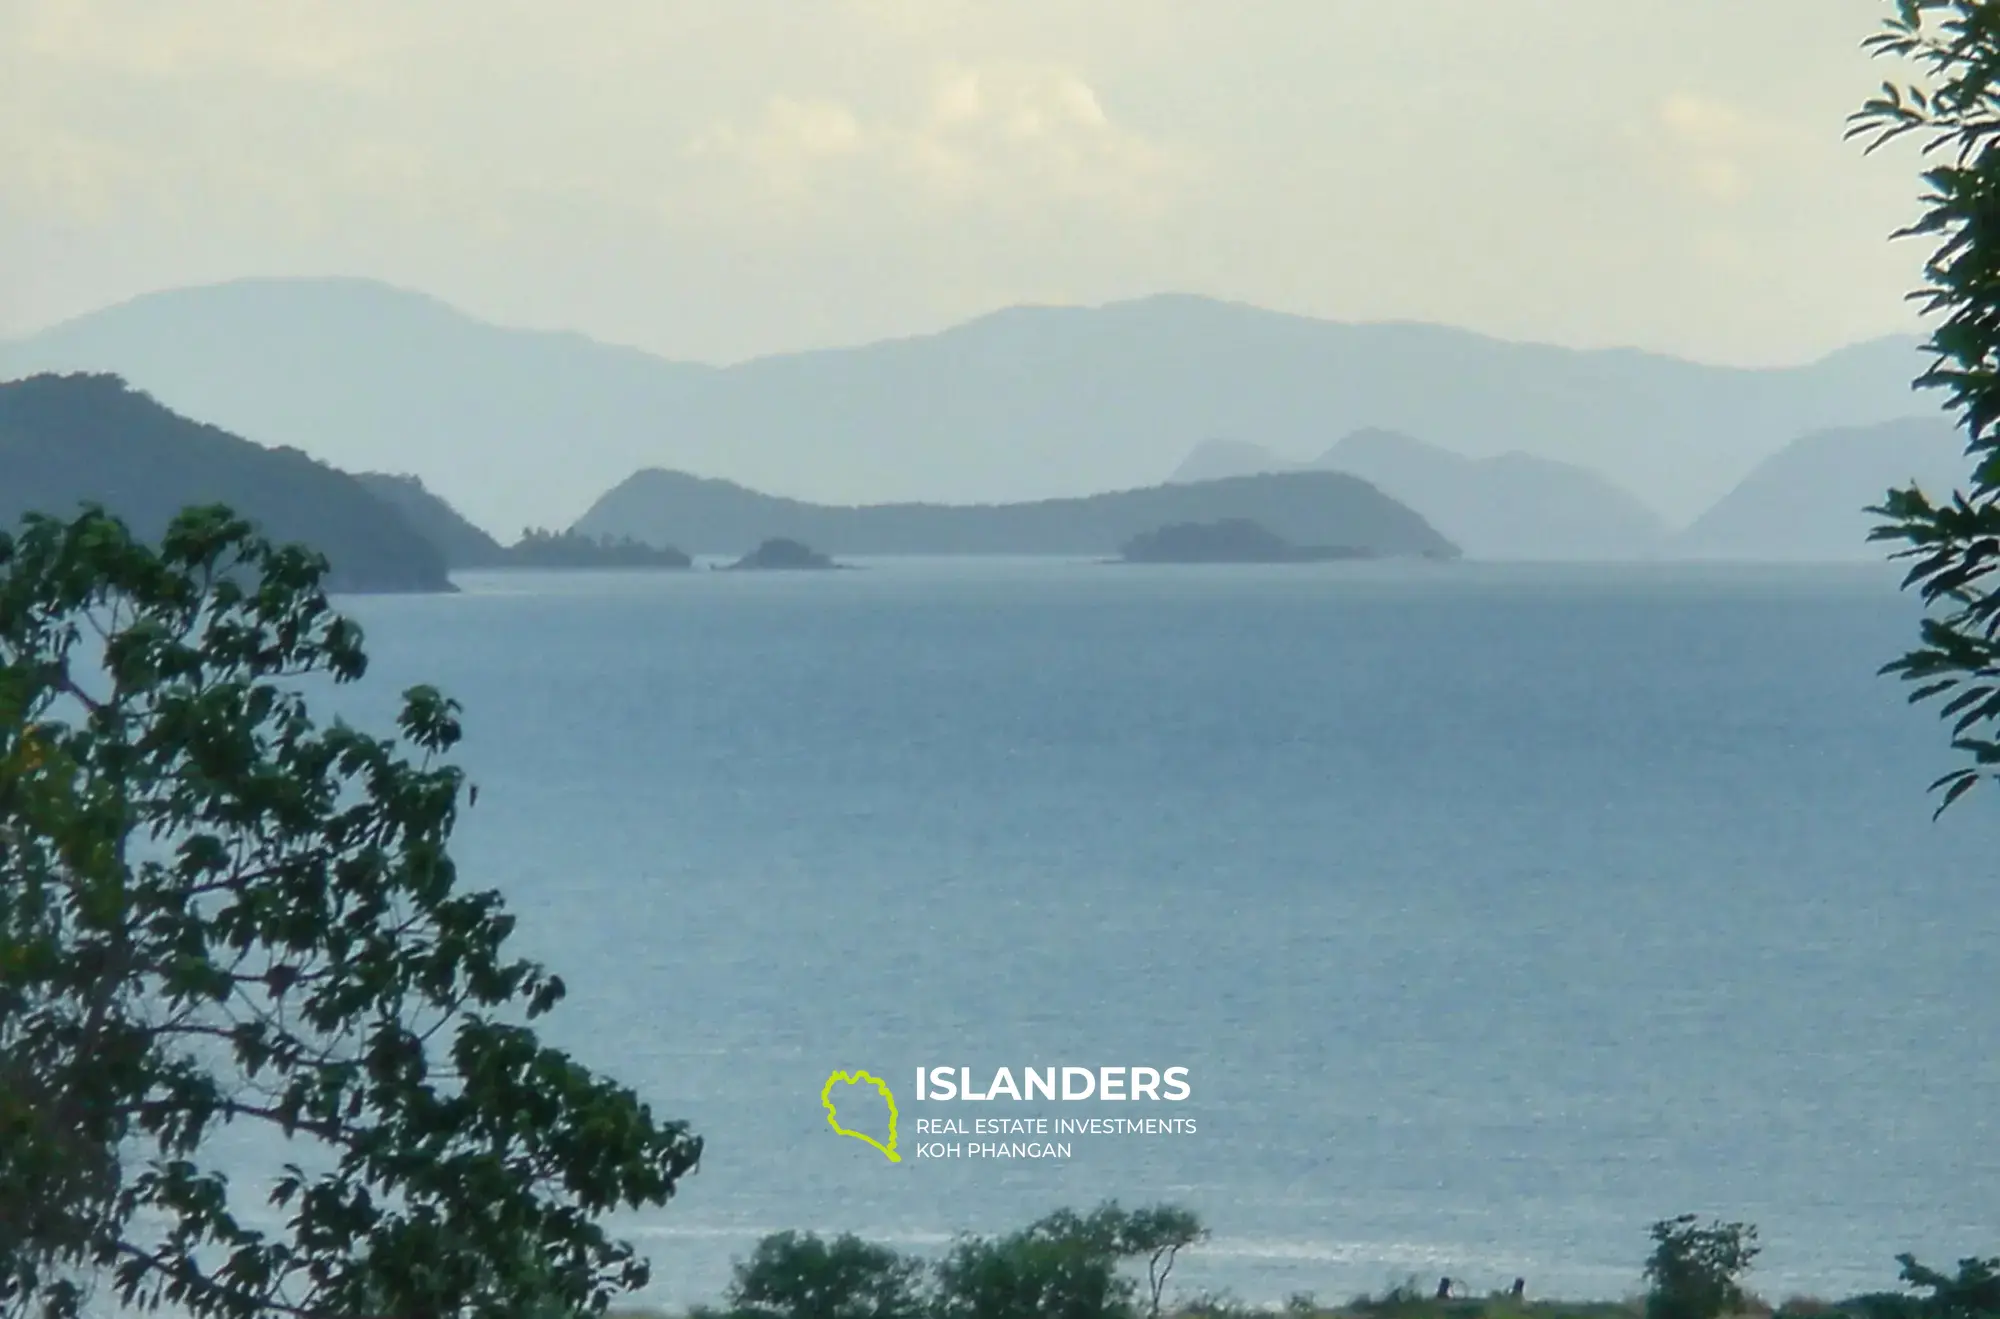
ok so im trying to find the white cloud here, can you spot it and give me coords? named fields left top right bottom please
left=1647, top=92, right=1799, bottom=205
left=0, top=0, right=1931, bottom=367
left=687, top=63, right=1188, bottom=220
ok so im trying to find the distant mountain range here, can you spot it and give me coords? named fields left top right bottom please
left=0, top=376, right=719, bottom=590
left=0, top=277, right=1940, bottom=536
left=358, top=472, right=705, bottom=568
left=0, top=374, right=452, bottom=593
left=0, top=369, right=1456, bottom=577
left=0, top=371, right=1975, bottom=573
left=1670, top=417, right=1970, bottom=561
left=572, top=468, right=1459, bottom=559
left=1171, top=439, right=1302, bottom=485
left=1171, top=431, right=1669, bottom=560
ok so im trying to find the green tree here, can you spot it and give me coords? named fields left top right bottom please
left=932, top=1203, right=1206, bottom=1319
left=0, top=505, right=703, bottom=1319
left=1891, top=1254, right=2000, bottom=1319
left=1856, top=1256, right=2000, bottom=1319
left=1107, top=1205, right=1208, bottom=1319
left=725, top=1231, right=927, bottom=1319
left=1848, top=1, right=2000, bottom=810
left=1642, top=1216, right=1761, bottom=1319
left=934, top=1226, right=1130, bottom=1319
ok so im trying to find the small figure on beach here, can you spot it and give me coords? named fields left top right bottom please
left=1436, top=1277, right=1453, bottom=1301
left=1510, top=1278, right=1526, bottom=1301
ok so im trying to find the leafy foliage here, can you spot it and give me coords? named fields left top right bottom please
left=0, top=505, right=702, bottom=1319
left=1880, top=1255, right=2000, bottom=1319
left=1177, top=1292, right=1267, bottom=1319
left=726, top=1231, right=928, bottom=1319
left=720, top=1203, right=1205, bottom=1319
left=1643, top=1216, right=1761, bottom=1319
left=977, top=1204, right=1209, bottom=1319
left=1350, top=1279, right=1434, bottom=1313
left=1117, top=1205, right=1210, bottom=1319
left=1849, top=1, right=2000, bottom=811
left=933, top=1219, right=1131, bottom=1319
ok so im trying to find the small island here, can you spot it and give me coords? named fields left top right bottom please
left=1118, top=518, right=1372, bottom=564
left=507, top=528, right=692, bottom=569
left=719, top=537, right=846, bottom=571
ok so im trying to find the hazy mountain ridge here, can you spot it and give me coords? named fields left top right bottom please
left=355, top=472, right=508, bottom=566
left=0, top=279, right=713, bottom=540
left=0, top=277, right=1937, bottom=536
left=1170, top=439, right=1298, bottom=484
left=1170, top=430, right=1669, bottom=560
left=0, top=373, right=454, bottom=593
left=1317, top=429, right=1669, bottom=561
left=573, top=468, right=1460, bottom=559
left=356, top=472, right=698, bottom=569
left=1670, top=417, right=1972, bottom=561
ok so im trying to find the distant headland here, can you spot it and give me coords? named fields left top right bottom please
left=356, top=473, right=694, bottom=569
left=720, top=538, right=844, bottom=571
left=0, top=373, right=454, bottom=594
left=573, top=469, right=1459, bottom=561
left=1119, top=518, right=1372, bottom=564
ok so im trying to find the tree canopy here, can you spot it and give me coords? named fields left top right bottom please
left=1853, top=1, right=2000, bottom=810
left=712, top=1204, right=1209, bottom=1319
left=0, top=504, right=702, bottom=1319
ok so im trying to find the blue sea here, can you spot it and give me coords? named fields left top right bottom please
left=316, top=559, right=1996, bottom=1310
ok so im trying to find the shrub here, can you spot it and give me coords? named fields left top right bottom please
left=1112, top=1204, right=1209, bottom=1319
left=1644, top=1217, right=1761, bottom=1319
left=726, top=1231, right=928, bottom=1319
left=934, top=1226, right=1131, bottom=1319
left=1883, top=1255, right=2000, bottom=1319
left=927, top=1202, right=1206, bottom=1319
left=719, top=1204, right=1208, bottom=1319
left=1352, top=1279, right=1432, bottom=1312
left=1180, top=1290, right=1266, bottom=1319
left=1775, top=1297, right=1841, bottom=1319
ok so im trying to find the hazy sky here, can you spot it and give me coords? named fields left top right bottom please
left=0, top=0, right=1938, bottom=366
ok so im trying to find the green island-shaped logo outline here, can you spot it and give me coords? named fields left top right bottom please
left=822, top=1069, right=900, bottom=1163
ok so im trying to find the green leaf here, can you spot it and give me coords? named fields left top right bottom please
left=0, top=504, right=700, bottom=1319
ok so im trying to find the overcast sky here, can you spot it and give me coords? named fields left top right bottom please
left=0, top=0, right=1937, bottom=366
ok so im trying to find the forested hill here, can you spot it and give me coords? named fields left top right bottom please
left=355, top=471, right=508, bottom=566
left=573, top=467, right=1460, bottom=559
left=0, top=373, right=454, bottom=593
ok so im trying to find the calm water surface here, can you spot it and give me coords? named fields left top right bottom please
left=313, top=560, right=1997, bottom=1308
